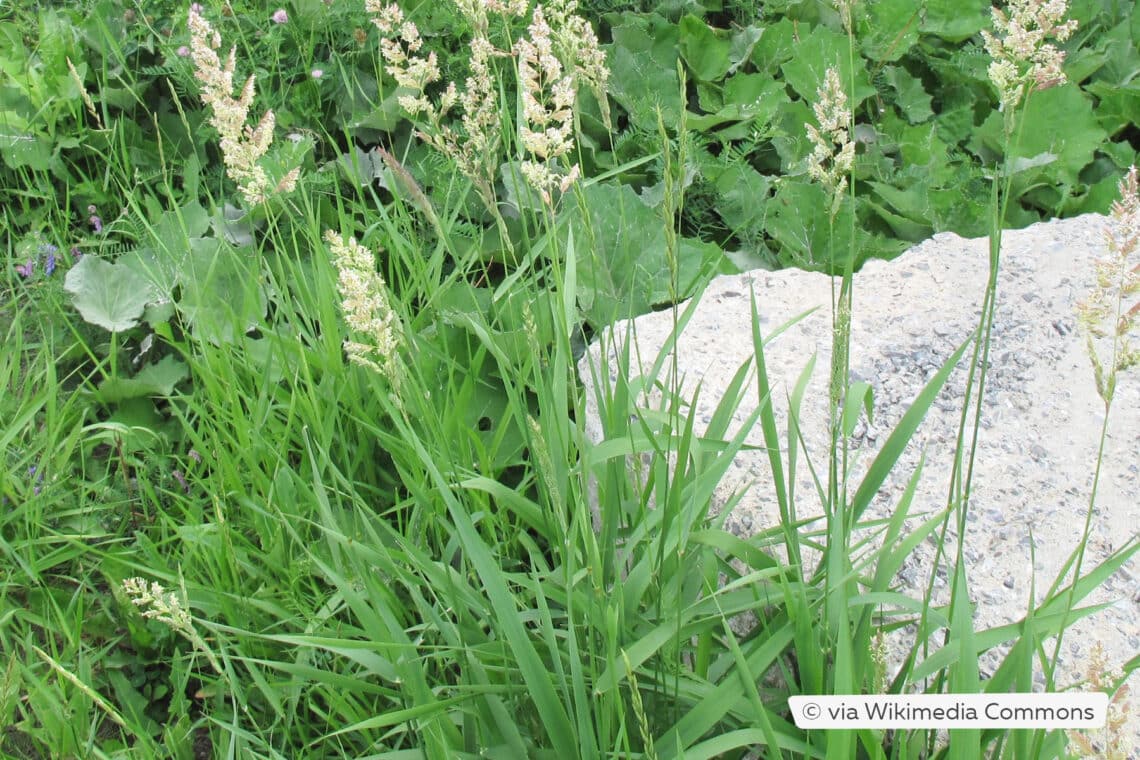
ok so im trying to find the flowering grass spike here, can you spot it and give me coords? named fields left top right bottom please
left=1067, top=642, right=1134, bottom=760
left=981, top=0, right=1078, bottom=112
left=1077, top=165, right=1140, bottom=404
left=516, top=7, right=579, bottom=203
left=805, top=67, right=855, bottom=218
left=367, top=0, right=505, bottom=212
left=367, top=0, right=607, bottom=211
left=187, top=5, right=299, bottom=205
left=326, top=231, right=406, bottom=392
left=122, top=577, right=222, bottom=673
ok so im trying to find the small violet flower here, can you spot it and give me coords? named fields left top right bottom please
left=87, top=205, right=103, bottom=233
left=177, top=45, right=191, bottom=57
left=15, top=259, right=34, bottom=278
left=44, top=252, right=56, bottom=276
left=28, top=465, right=44, bottom=495
left=271, top=8, right=288, bottom=24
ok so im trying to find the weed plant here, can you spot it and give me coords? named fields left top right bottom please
left=0, top=0, right=1137, bottom=758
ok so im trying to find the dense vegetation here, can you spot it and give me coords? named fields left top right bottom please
left=1, top=0, right=1137, bottom=757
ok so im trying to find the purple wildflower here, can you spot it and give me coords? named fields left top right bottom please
left=28, top=465, right=44, bottom=495
left=15, top=259, right=34, bottom=277
left=40, top=244, right=58, bottom=276
left=89, top=215, right=103, bottom=233
left=271, top=8, right=288, bottom=23
left=188, top=449, right=203, bottom=464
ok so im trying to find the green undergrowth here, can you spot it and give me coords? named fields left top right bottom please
left=1, top=0, right=1138, bottom=757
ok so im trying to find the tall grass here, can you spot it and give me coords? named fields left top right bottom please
left=1, top=0, right=1137, bottom=758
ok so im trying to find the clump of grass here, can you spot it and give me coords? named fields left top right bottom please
left=2, top=0, right=1137, bottom=756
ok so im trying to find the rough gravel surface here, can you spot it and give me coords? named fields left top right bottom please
left=579, top=214, right=1139, bottom=751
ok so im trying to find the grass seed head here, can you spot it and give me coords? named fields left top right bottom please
left=806, top=67, right=854, bottom=218
left=1077, top=166, right=1140, bottom=403
left=981, top=0, right=1077, bottom=111
left=187, top=5, right=296, bottom=204
left=325, top=231, right=406, bottom=392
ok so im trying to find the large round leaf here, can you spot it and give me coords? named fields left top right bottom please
left=64, top=256, right=157, bottom=333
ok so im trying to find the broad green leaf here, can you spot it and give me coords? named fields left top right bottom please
left=890, top=116, right=953, bottom=176
left=1087, top=80, right=1140, bottom=136
left=243, top=336, right=285, bottom=384
left=336, top=145, right=385, bottom=187
left=499, top=160, right=546, bottom=215
left=883, top=65, right=934, bottom=123
left=715, top=163, right=773, bottom=241
left=771, top=97, right=816, bottom=169
left=178, top=241, right=267, bottom=343
left=765, top=181, right=897, bottom=271
left=727, top=24, right=763, bottom=76
left=679, top=14, right=732, bottom=82
left=685, top=73, right=790, bottom=132
left=779, top=25, right=874, bottom=107
left=919, top=0, right=988, bottom=41
left=858, top=0, right=921, bottom=61
left=606, top=14, right=683, bottom=130
left=0, top=126, right=51, bottom=171
left=92, top=356, right=190, bottom=404
left=436, top=281, right=492, bottom=324
left=567, top=181, right=723, bottom=327
left=973, top=84, right=1107, bottom=193
left=748, top=17, right=795, bottom=72
left=64, top=255, right=157, bottom=333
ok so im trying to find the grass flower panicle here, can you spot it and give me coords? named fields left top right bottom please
left=981, top=0, right=1078, bottom=111
left=368, top=0, right=606, bottom=211
left=66, top=56, right=103, bottom=128
left=805, top=66, right=855, bottom=218
left=123, top=577, right=193, bottom=631
left=187, top=5, right=298, bottom=205
left=542, top=0, right=610, bottom=128
left=1077, top=165, right=1140, bottom=403
left=367, top=0, right=503, bottom=211
left=833, top=0, right=854, bottom=33
left=1067, top=642, right=1135, bottom=760
left=368, top=1, right=441, bottom=109
left=325, top=231, right=405, bottom=390
left=122, top=577, right=222, bottom=673
left=516, top=6, right=579, bottom=203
